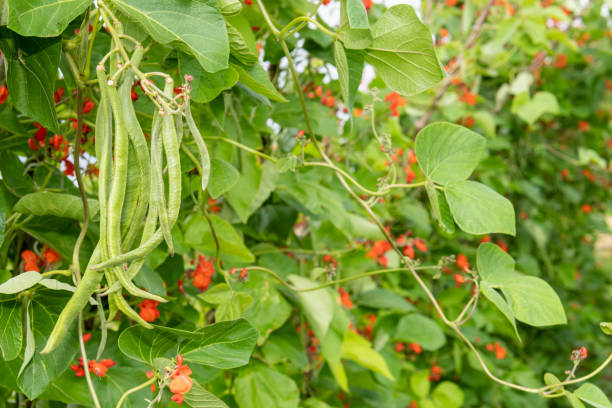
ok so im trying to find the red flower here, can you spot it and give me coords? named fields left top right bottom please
left=409, top=342, right=422, bottom=354
left=553, top=54, right=567, bottom=69
left=362, top=0, right=373, bottom=11
left=405, top=168, right=416, bottom=183
left=338, top=287, right=353, bottom=309
left=446, top=0, right=458, bottom=5
left=82, top=97, right=95, bottom=114
left=384, top=92, right=406, bottom=116
left=454, top=273, right=466, bottom=284
left=22, top=250, right=40, bottom=272
left=460, top=91, right=477, bottom=106
left=82, top=333, right=92, bottom=342
left=63, top=160, right=75, bottom=177
left=245, top=0, right=252, bottom=5
left=169, top=355, right=193, bottom=405
left=395, top=342, right=405, bottom=352
left=413, top=239, right=427, bottom=252
left=139, top=300, right=160, bottom=322
left=580, top=346, right=588, bottom=359
left=28, top=138, right=40, bottom=151
left=407, top=149, right=418, bottom=164
left=54, top=87, right=64, bottom=103
left=42, top=245, right=61, bottom=264
left=464, top=116, right=475, bottom=127
left=403, top=245, right=415, bottom=259
left=323, top=254, right=338, bottom=268
left=581, top=204, right=592, bottom=214
left=496, top=240, right=508, bottom=252
left=578, top=120, right=589, bottom=132
left=456, top=254, right=469, bottom=271
left=34, top=125, right=47, bottom=142
left=0, top=84, right=8, bottom=105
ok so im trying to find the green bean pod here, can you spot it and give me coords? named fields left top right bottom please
left=151, top=109, right=173, bottom=254
left=114, top=264, right=166, bottom=302
left=41, top=246, right=102, bottom=354
left=120, top=45, right=151, bottom=251
left=108, top=290, right=153, bottom=329
left=106, top=80, right=130, bottom=258
left=185, top=101, right=211, bottom=191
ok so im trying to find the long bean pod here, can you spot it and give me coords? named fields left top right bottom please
left=184, top=101, right=211, bottom=191
left=119, top=45, right=150, bottom=250
left=151, top=109, right=173, bottom=253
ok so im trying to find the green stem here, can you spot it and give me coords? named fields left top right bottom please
left=279, top=16, right=339, bottom=39
left=116, top=377, right=156, bottom=408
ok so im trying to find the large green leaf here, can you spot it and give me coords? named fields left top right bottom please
left=0, top=152, right=35, bottom=197
left=395, top=314, right=446, bottom=351
left=118, top=319, right=257, bottom=369
left=234, top=364, right=299, bottom=408
left=1, top=35, right=60, bottom=132
left=480, top=282, right=520, bottom=341
left=355, top=288, right=415, bottom=311
left=226, top=13, right=258, bottom=66
left=341, top=330, right=394, bottom=380
left=364, top=5, right=443, bottom=96
left=179, top=53, right=238, bottom=103
left=113, top=0, right=229, bottom=73
left=225, top=152, right=262, bottom=223
left=183, top=213, right=254, bottom=264
left=445, top=181, right=516, bottom=236
left=0, top=300, right=21, bottom=361
left=574, top=383, right=612, bottom=408
left=6, top=0, right=90, bottom=37
left=14, top=192, right=99, bottom=221
left=415, top=122, right=486, bottom=185
left=478, top=244, right=566, bottom=327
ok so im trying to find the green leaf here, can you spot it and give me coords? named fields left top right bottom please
left=511, top=91, right=559, bottom=124
left=231, top=61, right=288, bottom=102
left=333, top=41, right=363, bottom=119
left=6, top=0, right=90, bottom=37
left=364, top=5, right=443, bottom=96
left=425, top=180, right=455, bottom=234
left=355, top=288, right=415, bottom=311
left=1, top=36, right=60, bottom=132
left=568, top=393, right=587, bottom=408
left=0, top=272, right=42, bottom=294
left=113, top=0, right=229, bottom=73
left=288, top=275, right=334, bottom=340
left=208, top=159, right=240, bottom=199
left=410, top=370, right=430, bottom=398
left=242, top=273, right=292, bottom=343
left=215, top=0, right=241, bottom=16
left=184, top=213, right=254, bottom=264
left=480, top=282, right=520, bottom=342
left=395, top=314, right=446, bottom=351
left=184, top=382, right=229, bottom=408
left=432, top=382, right=464, bottom=408
left=340, top=330, right=394, bottom=380
left=225, top=153, right=262, bottom=223
left=14, top=192, right=99, bottom=221
left=500, top=277, right=567, bottom=327
left=201, top=285, right=253, bottom=322
left=477, top=242, right=516, bottom=283
left=415, top=122, right=486, bottom=185
left=346, top=0, right=369, bottom=28
left=180, top=53, right=238, bottom=103
left=17, top=292, right=79, bottom=399
left=445, top=181, right=516, bottom=236
left=601, top=322, right=612, bottom=335
left=118, top=319, right=258, bottom=369
left=0, top=301, right=21, bottom=360
left=478, top=243, right=565, bottom=326
left=226, top=13, right=258, bottom=66
left=574, top=383, right=612, bottom=408
left=0, top=152, right=35, bottom=197
left=272, top=99, right=338, bottom=137
left=234, top=364, right=299, bottom=408
left=543, top=373, right=564, bottom=394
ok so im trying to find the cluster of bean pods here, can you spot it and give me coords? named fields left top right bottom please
left=42, top=38, right=210, bottom=354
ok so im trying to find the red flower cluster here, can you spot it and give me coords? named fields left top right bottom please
left=71, top=357, right=115, bottom=377
left=485, top=342, right=507, bottom=359
left=456, top=254, right=469, bottom=271
left=366, top=240, right=392, bottom=266
left=138, top=299, right=160, bottom=322
left=571, top=346, right=588, bottom=361
left=193, top=255, right=215, bottom=291
left=323, top=254, right=338, bottom=268
left=384, top=92, right=406, bottom=116
left=169, top=355, right=193, bottom=405
left=54, top=87, right=64, bottom=103
left=395, top=342, right=422, bottom=354
left=21, top=246, right=61, bottom=272
left=362, top=0, right=373, bottom=11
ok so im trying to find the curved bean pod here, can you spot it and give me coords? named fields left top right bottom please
left=184, top=101, right=211, bottom=191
